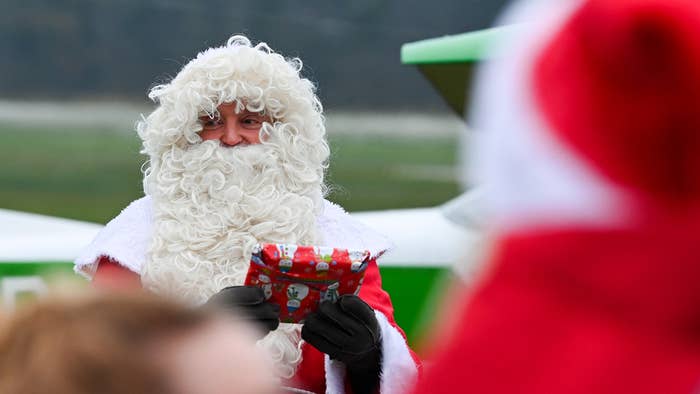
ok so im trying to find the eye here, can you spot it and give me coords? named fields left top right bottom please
left=241, top=115, right=265, bottom=129
left=200, top=116, right=223, bottom=129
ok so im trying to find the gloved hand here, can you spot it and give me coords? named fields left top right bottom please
left=302, top=295, right=382, bottom=394
left=206, top=286, right=280, bottom=337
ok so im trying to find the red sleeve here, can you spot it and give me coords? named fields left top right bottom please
left=358, top=258, right=422, bottom=368
left=92, top=256, right=142, bottom=290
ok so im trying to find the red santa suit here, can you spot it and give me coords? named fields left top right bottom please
left=413, top=0, right=700, bottom=393
left=75, top=197, right=420, bottom=394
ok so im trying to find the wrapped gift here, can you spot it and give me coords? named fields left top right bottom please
left=244, top=243, right=370, bottom=323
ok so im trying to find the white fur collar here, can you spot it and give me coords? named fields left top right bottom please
left=74, top=196, right=392, bottom=278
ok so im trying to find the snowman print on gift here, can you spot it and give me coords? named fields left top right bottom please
left=279, top=258, right=293, bottom=273
left=286, top=283, right=309, bottom=314
left=258, top=274, right=273, bottom=300
left=279, top=244, right=297, bottom=273
left=316, top=261, right=329, bottom=277
left=349, top=251, right=369, bottom=272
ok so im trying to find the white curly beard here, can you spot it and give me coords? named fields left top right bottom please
left=141, top=140, right=322, bottom=379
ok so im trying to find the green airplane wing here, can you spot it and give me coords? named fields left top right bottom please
left=401, top=26, right=518, bottom=117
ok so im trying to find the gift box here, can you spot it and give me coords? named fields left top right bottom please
left=244, top=243, right=370, bottom=323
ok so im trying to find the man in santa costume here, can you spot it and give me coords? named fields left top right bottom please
left=413, top=0, right=700, bottom=392
left=75, top=36, right=418, bottom=394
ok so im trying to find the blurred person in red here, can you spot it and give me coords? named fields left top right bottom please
left=74, top=36, right=418, bottom=393
left=0, top=292, right=277, bottom=394
left=413, top=0, right=700, bottom=393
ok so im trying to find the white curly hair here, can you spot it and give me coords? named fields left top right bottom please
left=137, top=35, right=330, bottom=379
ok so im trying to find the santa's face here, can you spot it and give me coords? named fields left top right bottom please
left=198, top=103, right=271, bottom=146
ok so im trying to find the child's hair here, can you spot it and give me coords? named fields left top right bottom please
left=0, top=292, right=213, bottom=394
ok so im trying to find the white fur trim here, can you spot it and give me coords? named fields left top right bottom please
left=318, top=200, right=393, bottom=260
left=324, top=357, right=346, bottom=394
left=375, top=311, right=418, bottom=394
left=323, top=311, right=418, bottom=394
left=73, top=197, right=392, bottom=278
left=470, top=0, right=630, bottom=233
left=73, top=198, right=153, bottom=279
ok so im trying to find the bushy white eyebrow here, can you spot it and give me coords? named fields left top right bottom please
left=197, top=102, right=271, bottom=120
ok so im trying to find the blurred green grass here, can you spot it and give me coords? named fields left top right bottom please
left=0, top=123, right=460, bottom=348
left=0, top=123, right=460, bottom=223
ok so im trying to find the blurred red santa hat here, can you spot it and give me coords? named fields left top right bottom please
left=415, top=1, right=700, bottom=393
left=472, top=0, right=700, bottom=233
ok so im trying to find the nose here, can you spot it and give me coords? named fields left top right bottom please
left=220, top=123, right=244, bottom=146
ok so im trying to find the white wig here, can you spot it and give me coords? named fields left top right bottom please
left=137, top=35, right=330, bottom=379
left=138, top=35, right=330, bottom=200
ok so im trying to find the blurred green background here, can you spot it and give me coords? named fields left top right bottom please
left=0, top=117, right=462, bottom=350
left=0, top=122, right=460, bottom=223
left=0, top=0, right=500, bottom=363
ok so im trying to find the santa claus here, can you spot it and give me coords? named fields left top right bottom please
left=413, top=0, right=700, bottom=393
left=75, top=36, right=419, bottom=394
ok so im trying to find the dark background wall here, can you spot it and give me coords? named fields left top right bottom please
left=0, top=0, right=508, bottom=109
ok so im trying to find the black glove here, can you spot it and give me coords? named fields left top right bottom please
left=206, top=286, right=280, bottom=337
left=302, top=295, right=382, bottom=394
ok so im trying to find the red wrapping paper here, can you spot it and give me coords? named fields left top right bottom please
left=244, top=243, right=370, bottom=323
